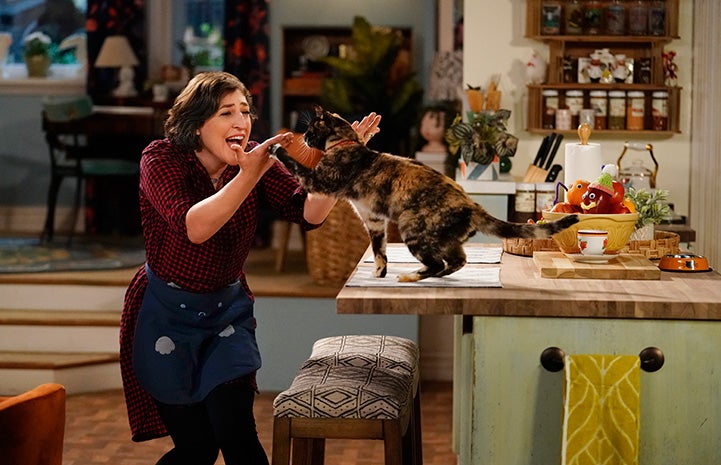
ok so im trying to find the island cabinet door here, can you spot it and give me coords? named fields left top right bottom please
left=460, top=316, right=721, bottom=465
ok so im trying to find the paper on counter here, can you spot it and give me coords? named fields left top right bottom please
left=345, top=264, right=501, bottom=288
left=363, top=244, right=503, bottom=264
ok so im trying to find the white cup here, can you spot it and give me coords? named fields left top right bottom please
left=577, top=229, right=608, bottom=255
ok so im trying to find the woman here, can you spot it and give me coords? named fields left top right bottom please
left=119, top=71, right=380, bottom=465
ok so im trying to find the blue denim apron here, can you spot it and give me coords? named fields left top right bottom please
left=133, top=264, right=261, bottom=404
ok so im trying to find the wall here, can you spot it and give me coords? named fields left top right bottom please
left=464, top=0, right=694, bottom=218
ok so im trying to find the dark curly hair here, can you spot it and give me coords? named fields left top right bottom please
left=164, top=71, right=257, bottom=151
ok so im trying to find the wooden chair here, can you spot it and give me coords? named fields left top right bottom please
left=40, top=96, right=139, bottom=242
left=0, top=383, right=66, bottom=465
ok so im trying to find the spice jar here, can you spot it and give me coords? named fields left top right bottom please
left=626, top=91, right=646, bottom=130
left=541, top=1, right=563, bottom=34
left=608, top=90, right=626, bottom=130
left=605, top=0, right=627, bottom=35
left=589, top=90, right=608, bottom=129
left=565, top=90, right=584, bottom=129
left=648, top=0, right=666, bottom=36
left=514, top=183, right=536, bottom=223
left=652, top=91, right=669, bottom=130
left=556, top=109, right=572, bottom=130
left=628, top=0, right=648, bottom=35
left=565, top=0, right=584, bottom=34
left=542, top=90, right=559, bottom=129
left=583, top=0, right=603, bottom=35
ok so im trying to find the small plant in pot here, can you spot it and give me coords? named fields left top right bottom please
left=626, top=187, right=671, bottom=241
left=23, top=31, right=53, bottom=77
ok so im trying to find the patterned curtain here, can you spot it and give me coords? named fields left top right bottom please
left=86, top=0, right=146, bottom=98
left=224, top=0, right=271, bottom=140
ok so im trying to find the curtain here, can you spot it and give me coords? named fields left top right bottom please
left=224, top=0, right=271, bottom=140
left=86, top=0, right=147, bottom=98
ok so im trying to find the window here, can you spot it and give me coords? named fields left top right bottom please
left=174, top=0, right=224, bottom=71
left=0, top=0, right=86, bottom=65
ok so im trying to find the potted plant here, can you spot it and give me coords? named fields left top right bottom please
left=444, top=109, right=518, bottom=179
left=626, top=187, right=671, bottom=240
left=318, top=16, right=423, bottom=156
left=23, top=31, right=52, bottom=77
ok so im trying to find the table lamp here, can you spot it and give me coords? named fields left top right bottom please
left=94, top=35, right=140, bottom=97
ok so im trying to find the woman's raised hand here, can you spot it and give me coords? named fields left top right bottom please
left=352, top=112, right=382, bottom=145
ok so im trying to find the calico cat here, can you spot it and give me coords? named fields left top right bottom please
left=272, top=106, right=578, bottom=282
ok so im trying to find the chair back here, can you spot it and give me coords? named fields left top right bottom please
left=42, top=96, right=94, bottom=171
left=0, top=383, right=66, bottom=465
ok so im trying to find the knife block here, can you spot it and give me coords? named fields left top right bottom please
left=523, top=163, right=548, bottom=183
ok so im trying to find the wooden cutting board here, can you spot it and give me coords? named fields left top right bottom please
left=532, top=252, right=661, bottom=280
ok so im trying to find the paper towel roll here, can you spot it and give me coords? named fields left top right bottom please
left=564, top=143, right=602, bottom=201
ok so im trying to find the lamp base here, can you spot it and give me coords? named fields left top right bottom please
left=112, top=65, right=137, bottom=98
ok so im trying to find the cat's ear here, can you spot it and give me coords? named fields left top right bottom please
left=313, top=105, right=324, bottom=118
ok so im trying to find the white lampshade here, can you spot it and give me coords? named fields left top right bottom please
left=95, top=35, right=139, bottom=98
left=95, top=35, right=139, bottom=67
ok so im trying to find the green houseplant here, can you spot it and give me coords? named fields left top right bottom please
left=626, top=187, right=671, bottom=240
left=318, top=16, right=423, bottom=155
left=23, top=31, right=52, bottom=77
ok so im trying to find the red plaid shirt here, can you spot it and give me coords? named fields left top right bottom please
left=120, top=139, right=315, bottom=441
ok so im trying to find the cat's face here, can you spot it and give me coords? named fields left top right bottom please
left=304, top=106, right=359, bottom=150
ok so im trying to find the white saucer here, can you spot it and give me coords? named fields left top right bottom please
left=564, top=253, right=620, bottom=264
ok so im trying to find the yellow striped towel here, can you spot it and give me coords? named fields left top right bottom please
left=561, top=354, right=640, bottom=465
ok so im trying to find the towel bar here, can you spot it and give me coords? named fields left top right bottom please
left=540, top=346, right=664, bottom=372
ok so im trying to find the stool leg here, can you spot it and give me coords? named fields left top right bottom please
left=383, top=419, right=404, bottom=465
left=293, top=438, right=325, bottom=465
left=272, top=417, right=291, bottom=465
left=412, top=387, right=423, bottom=465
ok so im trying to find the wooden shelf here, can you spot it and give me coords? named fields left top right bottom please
left=525, top=0, right=681, bottom=134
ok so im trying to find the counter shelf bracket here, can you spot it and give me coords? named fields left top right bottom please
left=540, top=346, right=665, bottom=373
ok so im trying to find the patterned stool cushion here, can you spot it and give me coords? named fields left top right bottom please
left=273, top=365, right=412, bottom=425
left=301, top=335, right=419, bottom=388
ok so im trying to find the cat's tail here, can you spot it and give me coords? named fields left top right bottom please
left=473, top=208, right=579, bottom=239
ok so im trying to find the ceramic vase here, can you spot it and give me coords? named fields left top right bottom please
left=25, top=54, right=51, bottom=78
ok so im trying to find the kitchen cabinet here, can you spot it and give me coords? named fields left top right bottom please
left=525, top=0, right=681, bottom=135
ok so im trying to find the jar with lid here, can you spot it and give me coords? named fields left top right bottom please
left=626, top=91, right=646, bottom=130
left=605, top=0, right=627, bottom=35
left=589, top=90, right=608, bottom=129
left=648, top=0, right=666, bottom=36
left=608, top=91, right=626, bottom=130
left=514, top=183, right=536, bottom=223
left=583, top=0, right=603, bottom=35
left=542, top=90, right=559, bottom=129
left=541, top=1, right=562, bottom=34
left=652, top=91, right=669, bottom=130
left=564, top=0, right=584, bottom=34
left=535, top=183, right=556, bottom=221
left=565, top=90, right=584, bottom=128
left=628, top=0, right=648, bottom=35
left=618, top=159, right=653, bottom=191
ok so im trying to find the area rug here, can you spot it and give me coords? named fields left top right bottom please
left=0, top=237, right=145, bottom=273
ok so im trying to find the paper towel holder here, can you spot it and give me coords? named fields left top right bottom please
left=540, top=346, right=664, bottom=372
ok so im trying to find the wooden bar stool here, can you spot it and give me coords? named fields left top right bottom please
left=272, top=364, right=416, bottom=465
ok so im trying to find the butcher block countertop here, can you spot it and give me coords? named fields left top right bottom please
left=336, top=244, right=721, bottom=320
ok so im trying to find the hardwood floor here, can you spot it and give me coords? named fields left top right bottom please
left=62, top=381, right=456, bottom=465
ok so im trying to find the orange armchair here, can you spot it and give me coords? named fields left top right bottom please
left=0, top=383, right=66, bottom=465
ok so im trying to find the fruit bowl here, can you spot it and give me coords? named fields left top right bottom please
left=542, top=211, right=639, bottom=254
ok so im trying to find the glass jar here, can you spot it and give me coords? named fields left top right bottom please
left=514, top=183, right=536, bottom=223
left=565, top=90, right=584, bottom=129
left=626, top=91, right=646, bottom=130
left=535, top=182, right=556, bottom=220
left=541, top=1, right=563, bottom=34
left=564, top=0, right=584, bottom=34
left=652, top=91, right=669, bottom=130
left=583, top=0, right=603, bottom=35
left=542, top=89, right=559, bottom=129
left=556, top=108, right=572, bottom=130
left=648, top=0, right=666, bottom=36
left=628, top=0, right=648, bottom=35
left=608, top=90, right=626, bottom=130
left=589, top=90, right=608, bottom=129
left=605, top=0, right=627, bottom=35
